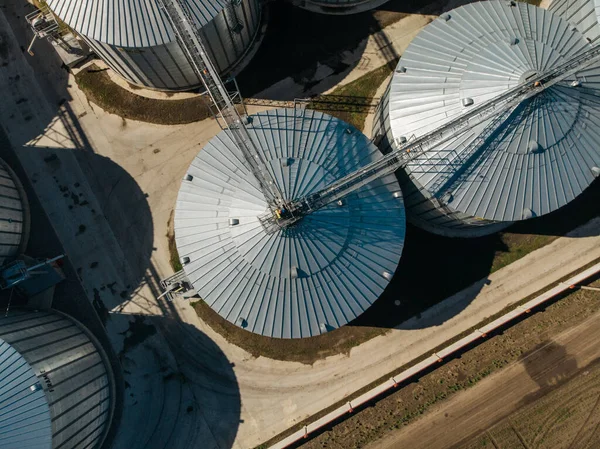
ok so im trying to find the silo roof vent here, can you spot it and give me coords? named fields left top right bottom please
left=527, top=140, right=542, bottom=153
left=290, top=266, right=299, bottom=279
left=462, top=97, right=474, bottom=107
left=522, top=208, right=535, bottom=220
left=236, top=317, right=247, bottom=328
left=441, top=13, right=451, bottom=21
left=396, top=66, right=407, bottom=73
left=592, top=166, right=600, bottom=177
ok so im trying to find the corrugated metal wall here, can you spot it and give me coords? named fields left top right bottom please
left=0, top=158, right=28, bottom=266
left=372, top=1, right=600, bottom=238
left=0, top=310, right=114, bottom=449
left=175, top=109, right=406, bottom=338
left=81, top=0, right=262, bottom=91
left=0, top=339, right=52, bottom=449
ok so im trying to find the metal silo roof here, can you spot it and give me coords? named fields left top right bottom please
left=0, top=339, right=52, bottom=449
left=175, top=109, right=406, bottom=339
left=386, top=1, right=600, bottom=222
left=550, top=0, right=600, bottom=43
left=46, top=0, right=228, bottom=47
left=0, top=310, right=114, bottom=449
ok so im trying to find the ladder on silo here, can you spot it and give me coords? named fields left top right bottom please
left=158, top=0, right=293, bottom=222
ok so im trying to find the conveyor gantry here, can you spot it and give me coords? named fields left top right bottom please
left=159, top=0, right=600, bottom=233
left=158, top=0, right=292, bottom=218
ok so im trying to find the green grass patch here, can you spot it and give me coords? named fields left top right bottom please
left=491, top=234, right=558, bottom=273
left=310, top=62, right=397, bottom=131
left=193, top=299, right=385, bottom=364
left=75, top=64, right=212, bottom=125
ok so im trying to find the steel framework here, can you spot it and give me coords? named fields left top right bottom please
left=159, top=0, right=600, bottom=232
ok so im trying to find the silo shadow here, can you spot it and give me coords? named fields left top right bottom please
left=348, top=223, right=501, bottom=329
left=111, top=313, right=242, bottom=449
left=71, top=149, right=155, bottom=285
left=14, top=145, right=155, bottom=306
left=1, top=0, right=74, bottom=146
left=236, top=1, right=372, bottom=99
left=236, top=0, right=481, bottom=101
left=518, top=341, right=579, bottom=408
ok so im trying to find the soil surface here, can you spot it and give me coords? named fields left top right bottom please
left=460, top=360, right=600, bottom=449
left=74, top=65, right=213, bottom=125
left=297, top=277, right=600, bottom=449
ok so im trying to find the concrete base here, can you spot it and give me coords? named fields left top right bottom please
left=50, top=33, right=89, bottom=67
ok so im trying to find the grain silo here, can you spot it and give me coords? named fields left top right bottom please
left=0, top=310, right=115, bottom=449
left=0, top=157, right=29, bottom=266
left=46, top=0, right=264, bottom=91
left=549, top=0, right=600, bottom=43
left=291, top=0, right=389, bottom=15
left=372, top=1, right=600, bottom=238
left=175, top=108, right=405, bottom=338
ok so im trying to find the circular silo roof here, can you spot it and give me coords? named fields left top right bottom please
left=0, top=310, right=114, bottom=449
left=387, top=1, right=600, bottom=222
left=175, top=109, right=406, bottom=339
left=0, top=338, right=52, bottom=449
left=46, top=0, right=228, bottom=47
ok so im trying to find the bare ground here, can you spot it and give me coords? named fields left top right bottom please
left=295, top=278, right=600, bottom=449
left=461, top=361, right=600, bottom=449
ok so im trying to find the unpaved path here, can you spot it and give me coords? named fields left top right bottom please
left=368, top=306, right=600, bottom=449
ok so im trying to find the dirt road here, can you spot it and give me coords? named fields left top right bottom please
left=368, top=307, right=600, bottom=449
